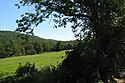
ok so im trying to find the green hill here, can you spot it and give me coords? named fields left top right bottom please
left=0, top=31, right=77, bottom=58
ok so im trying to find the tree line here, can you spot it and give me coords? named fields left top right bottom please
left=0, top=31, right=77, bottom=58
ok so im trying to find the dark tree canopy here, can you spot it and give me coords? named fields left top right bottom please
left=16, top=0, right=125, bottom=82
left=16, top=0, right=125, bottom=39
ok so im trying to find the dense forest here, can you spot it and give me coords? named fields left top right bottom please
left=0, top=31, right=77, bottom=58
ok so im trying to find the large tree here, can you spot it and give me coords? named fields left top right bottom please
left=16, top=0, right=125, bottom=82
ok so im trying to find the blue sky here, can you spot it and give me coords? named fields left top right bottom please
left=0, top=0, right=76, bottom=41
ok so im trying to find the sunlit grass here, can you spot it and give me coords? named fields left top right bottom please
left=0, top=51, right=66, bottom=78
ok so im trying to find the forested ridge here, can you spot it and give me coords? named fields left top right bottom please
left=0, top=31, right=77, bottom=58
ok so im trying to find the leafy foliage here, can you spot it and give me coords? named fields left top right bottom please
left=0, top=31, right=77, bottom=58
left=0, top=62, right=37, bottom=83
left=16, top=0, right=125, bottom=82
left=15, top=62, right=37, bottom=78
left=0, top=63, right=59, bottom=83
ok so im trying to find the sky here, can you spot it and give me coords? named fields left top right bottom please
left=0, top=0, right=76, bottom=41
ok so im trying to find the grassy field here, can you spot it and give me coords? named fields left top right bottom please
left=0, top=51, right=66, bottom=78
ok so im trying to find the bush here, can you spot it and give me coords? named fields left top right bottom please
left=15, top=62, right=37, bottom=78
left=0, top=62, right=37, bottom=83
left=0, top=63, right=61, bottom=83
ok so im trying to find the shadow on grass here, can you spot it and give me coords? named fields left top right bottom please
left=0, top=65, right=59, bottom=83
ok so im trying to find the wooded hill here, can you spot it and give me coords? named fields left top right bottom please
left=0, top=31, right=77, bottom=58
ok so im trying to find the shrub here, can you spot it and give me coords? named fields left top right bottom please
left=1, top=63, right=60, bottom=83
left=15, top=62, right=37, bottom=78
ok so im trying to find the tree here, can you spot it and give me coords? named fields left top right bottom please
left=16, top=0, right=125, bottom=82
left=0, top=42, right=6, bottom=58
left=23, top=42, right=36, bottom=55
left=33, top=41, right=43, bottom=53
left=42, top=42, right=51, bottom=52
left=55, top=41, right=62, bottom=51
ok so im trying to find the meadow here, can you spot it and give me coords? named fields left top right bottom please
left=0, top=51, right=66, bottom=79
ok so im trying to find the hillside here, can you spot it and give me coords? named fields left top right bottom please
left=0, top=31, right=77, bottom=58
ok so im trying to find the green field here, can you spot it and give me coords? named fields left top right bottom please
left=0, top=51, right=66, bottom=78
